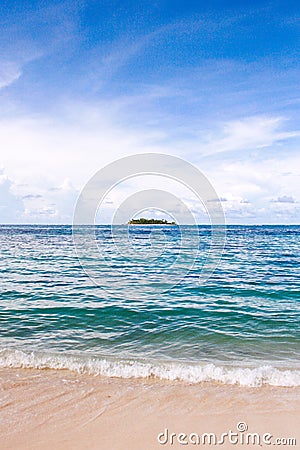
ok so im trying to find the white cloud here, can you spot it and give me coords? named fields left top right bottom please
left=202, top=115, right=300, bottom=155
left=0, top=62, right=22, bottom=89
left=0, top=106, right=171, bottom=222
left=0, top=106, right=300, bottom=224
left=271, top=195, right=296, bottom=203
left=0, top=170, right=24, bottom=222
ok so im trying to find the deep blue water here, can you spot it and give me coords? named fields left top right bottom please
left=0, top=225, right=299, bottom=386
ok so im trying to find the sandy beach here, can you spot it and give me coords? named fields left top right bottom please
left=0, top=368, right=299, bottom=450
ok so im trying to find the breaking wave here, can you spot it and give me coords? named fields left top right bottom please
left=1, top=348, right=299, bottom=388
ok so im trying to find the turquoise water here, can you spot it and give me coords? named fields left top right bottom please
left=0, top=225, right=299, bottom=386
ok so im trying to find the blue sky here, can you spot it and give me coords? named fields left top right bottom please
left=0, top=0, right=299, bottom=223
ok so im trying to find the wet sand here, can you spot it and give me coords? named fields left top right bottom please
left=0, top=368, right=299, bottom=449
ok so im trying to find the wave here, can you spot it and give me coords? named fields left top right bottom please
left=0, top=348, right=299, bottom=387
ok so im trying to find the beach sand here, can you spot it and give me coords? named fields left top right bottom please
left=0, top=368, right=299, bottom=450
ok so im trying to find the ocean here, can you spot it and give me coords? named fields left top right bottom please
left=0, top=225, right=299, bottom=387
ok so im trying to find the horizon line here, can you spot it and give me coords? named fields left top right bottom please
left=0, top=223, right=299, bottom=227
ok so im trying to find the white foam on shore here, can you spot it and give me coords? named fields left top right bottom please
left=0, top=348, right=299, bottom=387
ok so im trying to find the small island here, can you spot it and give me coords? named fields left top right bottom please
left=128, top=218, right=176, bottom=225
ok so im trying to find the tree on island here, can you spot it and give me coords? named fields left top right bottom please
left=128, top=217, right=176, bottom=225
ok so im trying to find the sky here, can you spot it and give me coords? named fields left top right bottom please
left=0, top=0, right=299, bottom=224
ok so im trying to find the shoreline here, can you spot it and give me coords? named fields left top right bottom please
left=1, top=348, right=299, bottom=387
left=0, top=367, right=299, bottom=450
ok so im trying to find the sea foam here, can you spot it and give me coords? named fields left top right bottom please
left=0, top=348, right=299, bottom=388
